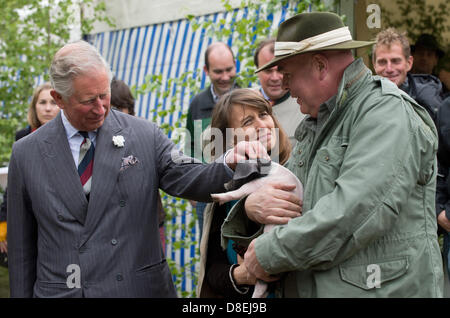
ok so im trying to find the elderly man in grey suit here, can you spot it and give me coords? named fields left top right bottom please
left=7, top=40, right=268, bottom=298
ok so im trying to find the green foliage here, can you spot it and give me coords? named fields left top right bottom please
left=187, top=0, right=329, bottom=89
left=0, top=0, right=114, bottom=167
left=381, top=0, right=450, bottom=69
left=80, top=0, right=115, bottom=35
left=382, top=0, right=450, bottom=44
left=135, top=0, right=331, bottom=297
left=161, top=195, right=200, bottom=297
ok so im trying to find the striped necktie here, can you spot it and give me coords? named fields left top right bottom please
left=78, top=131, right=95, bottom=196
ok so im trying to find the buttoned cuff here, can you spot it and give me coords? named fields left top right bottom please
left=215, top=149, right=234, bottom=177
left=229, top=264, right=250, bottom=295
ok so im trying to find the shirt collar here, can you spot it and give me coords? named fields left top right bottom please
left=61, top=110, right=79, bottom=140
left=210, top=84, right=220, bottom=103
left=210, top=82, right=239, bottom=103
left=60, top=109, right=97, bottom=140
left=260, top=87, right=271, bottom=101
left=399, top=75, right=409, bottom=92
left=260, top=87, right=291, bottom=105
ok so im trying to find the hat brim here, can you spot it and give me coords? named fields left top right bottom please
left=256, top=40, right=375, bottom=73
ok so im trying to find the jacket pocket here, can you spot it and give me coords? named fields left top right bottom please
left=117, top=157, right=145, bottom=197
left=315, top=145, right=346, bottom=166
left=338, top=257, right=409, bottom=290
left=118, top=158, right=143, bottom=180
left=136, top=259, right=167, bottom=275
left=310, top=145, right=347, bottom=195
left=35, top=280, right=78, bottom=297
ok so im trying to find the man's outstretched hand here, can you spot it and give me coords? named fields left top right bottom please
left=225, top=140, right=271, bottom=170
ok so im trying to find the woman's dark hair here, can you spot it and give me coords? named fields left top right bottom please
left=210, top=88, right=291, bottom=164
left=110, top=78, right=135, bottom=116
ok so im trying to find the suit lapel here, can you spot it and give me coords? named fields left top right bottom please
left=80, top=111, right=128, bottom=246
left=39, top=113, right=88, bottom=225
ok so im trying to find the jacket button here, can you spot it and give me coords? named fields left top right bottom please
left=111, top=239, right=118, bottom=246
left=119, top=200, right=126, bottom=207
left=57, top=214, right=64, bottom=221
left=298, top=149, right=302, bottom=154
left=116, top=274, right=123, bottom=281
left=298, top=160, right=304, bottom=167
left=325, top=156, right=329, bottom=161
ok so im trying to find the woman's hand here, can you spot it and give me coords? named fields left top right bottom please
left=232, top=254, right=257, bottom=286
left=438, top=210, right=450, bottom=232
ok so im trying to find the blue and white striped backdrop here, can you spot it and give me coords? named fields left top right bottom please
left=86, top=4, right=296, bottom=296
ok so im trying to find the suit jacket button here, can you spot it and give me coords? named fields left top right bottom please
left=57, top=214, right=64, bottom=221
left=116, top=274, right=123, bottom=281
left=119, top=200, right=126, bottom=207
left=111, top=239, right=118, bottom=246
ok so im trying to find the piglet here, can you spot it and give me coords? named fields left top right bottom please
left=211, top=161, right=303, bottom=298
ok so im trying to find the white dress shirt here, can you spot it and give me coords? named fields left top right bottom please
left=60, top=110, right=97, bottom=167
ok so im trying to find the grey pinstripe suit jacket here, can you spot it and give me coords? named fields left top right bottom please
left=7, top=109, right=231, bottom=297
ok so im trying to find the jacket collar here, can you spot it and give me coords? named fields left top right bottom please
left=335, top=58, right=371, bottom=108
left=300, top=58, right=369, bottom=128
left=400, top=73, right=417, bottom=99
left=39, top=113, right=89, bottom=224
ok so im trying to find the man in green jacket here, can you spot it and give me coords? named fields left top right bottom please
left=222, top=12, right=443, bottom=297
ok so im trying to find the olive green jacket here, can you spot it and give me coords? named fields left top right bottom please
left=222, top=58, right=443, bottom=297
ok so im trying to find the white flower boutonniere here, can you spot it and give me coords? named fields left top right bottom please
left=112, top=135, right=125, bottom=148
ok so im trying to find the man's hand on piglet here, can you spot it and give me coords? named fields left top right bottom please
left=244, top=182, right=302, bottom=225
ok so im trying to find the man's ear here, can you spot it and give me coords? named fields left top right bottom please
left=406, top=55, right=413, bottom=72
left=50, top=90, right=64, bottom=109
left=312, top=54, right=328, bottom=81
left=203, top=65, right=209, bottom=76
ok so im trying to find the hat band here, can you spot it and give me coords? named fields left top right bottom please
left=274, top=27, right=352, bottom=56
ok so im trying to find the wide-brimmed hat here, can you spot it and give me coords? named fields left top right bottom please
left=411, top=34, right=445, bottom=59
left=256, top=12, right=375, bottom=72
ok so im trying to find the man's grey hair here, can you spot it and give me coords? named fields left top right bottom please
left=50, top=40, right=113, bottom=100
